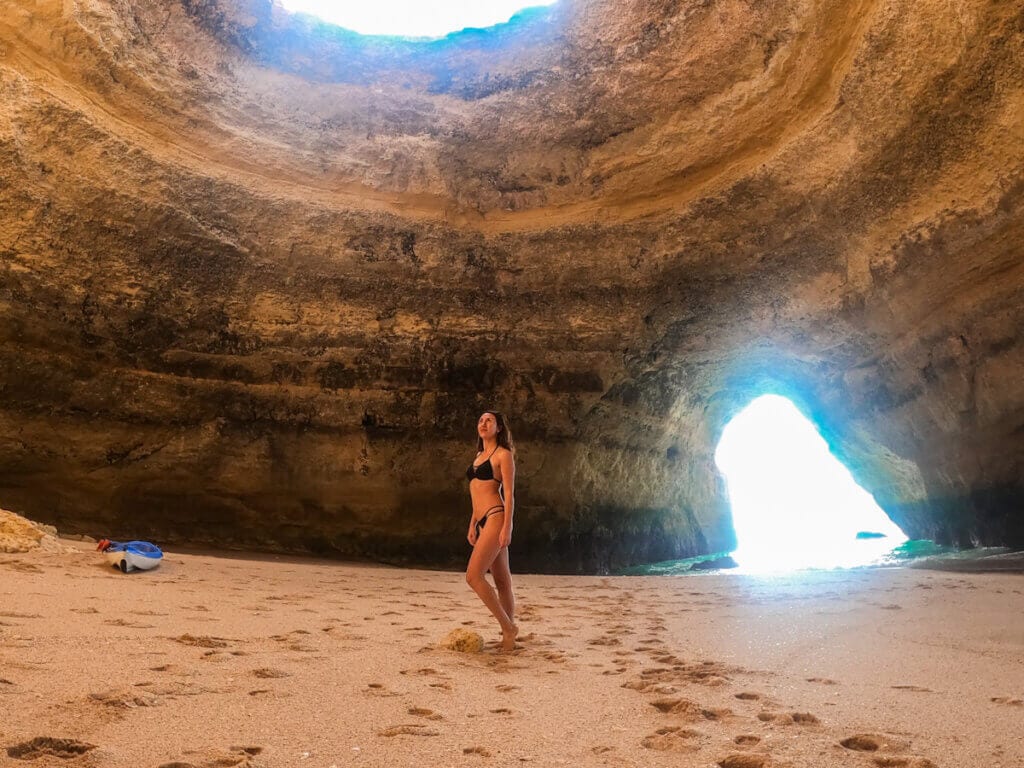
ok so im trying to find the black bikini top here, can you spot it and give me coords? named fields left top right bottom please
left=466, top=447, right=498, bottom=483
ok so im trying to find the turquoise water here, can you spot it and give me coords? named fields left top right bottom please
left=617, top=539, right=960, bottom=576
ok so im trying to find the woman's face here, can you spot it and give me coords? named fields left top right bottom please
left=477, top=412, right=499, bottom=440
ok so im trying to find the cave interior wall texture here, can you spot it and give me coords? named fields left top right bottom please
left=0, top=0, right=1021, bottom=572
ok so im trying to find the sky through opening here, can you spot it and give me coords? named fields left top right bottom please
left=277, top=0, right=558, bottom=39
left=715, top=394, right=907, bottom=572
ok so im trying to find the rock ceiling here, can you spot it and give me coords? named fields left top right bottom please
left=0, top=0, right=1021, bottom=571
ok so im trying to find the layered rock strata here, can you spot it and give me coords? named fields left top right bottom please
left=0, top=0, right=1021, bottom=570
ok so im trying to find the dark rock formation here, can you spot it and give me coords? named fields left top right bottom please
left=689, top=555, right=738, bottom=572
left=0, top=0, right=1021, bottom=571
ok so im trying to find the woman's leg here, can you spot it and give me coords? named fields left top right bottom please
left=466, top=514, right=518, bottom=650
left=490, top=546, right=515, bottom=626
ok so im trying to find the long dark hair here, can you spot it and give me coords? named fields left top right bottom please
left=477, top=411, right=515, bottom=455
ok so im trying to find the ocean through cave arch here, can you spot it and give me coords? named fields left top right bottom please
left=714, top=394, right=908, bottom=572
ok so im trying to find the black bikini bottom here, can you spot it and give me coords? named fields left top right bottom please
left=474, top=504, right=505, bottom=541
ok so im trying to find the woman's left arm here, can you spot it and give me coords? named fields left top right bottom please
left=499, top=452, right=515, bottom=548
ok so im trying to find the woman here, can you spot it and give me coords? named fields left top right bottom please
left=465, top=410, right=518, bottom=651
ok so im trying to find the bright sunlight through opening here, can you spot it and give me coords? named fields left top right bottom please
left=277, top=0, right=558, bottom=39
left=715, top=395, right=907, bottom=573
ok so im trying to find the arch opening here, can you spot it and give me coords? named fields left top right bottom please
left=715, top=394, right=908, bottom=572
left=277, top=0, right=558, bottom=39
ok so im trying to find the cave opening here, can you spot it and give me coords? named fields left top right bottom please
left=276, top=0, right=558, bottom=39
left=714, top=394, right=908, bottom=573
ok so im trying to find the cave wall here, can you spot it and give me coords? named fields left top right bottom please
left=0, top=0, right=1021, bottom=571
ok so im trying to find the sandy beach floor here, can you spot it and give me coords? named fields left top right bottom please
left=1, top=543, right=1021, bottom=768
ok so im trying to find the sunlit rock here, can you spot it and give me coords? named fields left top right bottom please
left=0, top=508, right=76, bottom=554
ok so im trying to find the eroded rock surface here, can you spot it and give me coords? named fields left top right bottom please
left=0, top=508, right=75, bottom=554
left=0, top=0, right=1021, bottom=570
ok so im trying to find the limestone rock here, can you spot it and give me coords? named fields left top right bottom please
left=0, top=0, right=1020, bottom=570
left=0, top=508, right=76, bottom=554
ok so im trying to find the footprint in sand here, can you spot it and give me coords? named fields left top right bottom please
left=495, top=684, right=520, bottom=692
left=757, top=711, right=819, bottom=725
left=645, top=683, right=678, bottom=694
left=839, top=734, right=909, bottom=752
left=990, top=696, right=1023, bottom=706
left=88, top=689, right=161, bottom=709
left=159, top=745, right=263, bottom=768
left=606, top=625, right=635, bottom=636
left=806, top=677, right=838, bottom=685
left=252, top=668, right=290, bottom=679
left=462, top=746, right=491, bottom=757
left=407, top=707, right=443, bottom=721
left=400, top=667, right=442, bottom=677
left=650, top=652, right=681, bottom=664
left=633, top=643, right=663, bottom=652
left=378, top=725, right=440, bottom=737
left=104, top=618, right=155, bottom=629
left=624, top=661, right=734, bottom=692
left=364, top=683, right=399, bottom=697
left=650, top=698, right=731, bottom=722
left=733, top=735, right=760, bottom=746
left=891, top=685, right=932, bottom=693
left=538, top=651, right=567, bottom=663
left=0, top=561, right=43, bottom=573
left=717, top=754, right=768, bottom=768
left=641, top=726, right=704, bottom=752
left=734, top=692, right=762, bottom=701
left=517, top=632, right=546, bottom=645
left=516, top=605, right=539, bottom=621
left=6, top=737, right=97, bottom=760
left=173, top=634, right=228, bottom=649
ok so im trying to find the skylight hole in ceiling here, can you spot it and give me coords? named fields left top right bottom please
left=276, top=0, right=558, bottom=39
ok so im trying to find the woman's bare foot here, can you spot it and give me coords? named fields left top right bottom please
left=500, top=624, right=519, bottom=652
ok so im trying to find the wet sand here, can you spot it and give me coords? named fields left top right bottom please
left=1, top=542, right=1021, bottom=767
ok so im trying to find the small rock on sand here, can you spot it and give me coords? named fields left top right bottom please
left=440, top=628, right=484, bottom=653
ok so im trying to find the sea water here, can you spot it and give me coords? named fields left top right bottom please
left=617, top=539, right=970, bottom=576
